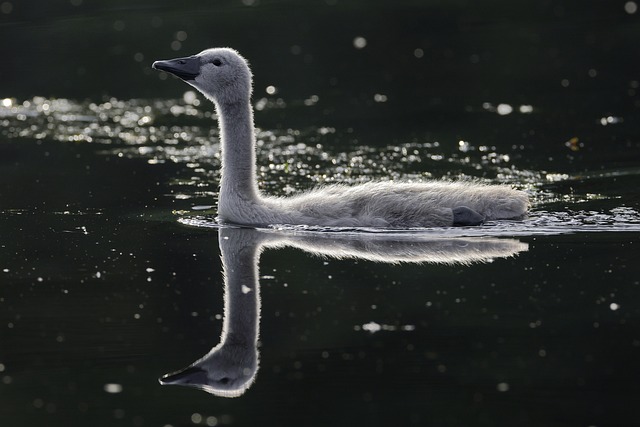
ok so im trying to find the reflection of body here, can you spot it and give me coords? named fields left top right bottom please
left=153, top=48, right=529, bottom=228
left=160, top=227, right=528, bottom=397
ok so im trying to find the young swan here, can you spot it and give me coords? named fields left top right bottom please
left=153, top=48, right=529, bottom=227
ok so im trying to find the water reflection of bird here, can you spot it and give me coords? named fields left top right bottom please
left=159, top=226, right=528, bottom=397
left=152, top=48, right=529, bottom=228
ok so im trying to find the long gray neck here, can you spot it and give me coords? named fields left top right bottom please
left=216, top=100, right=259, bottom=207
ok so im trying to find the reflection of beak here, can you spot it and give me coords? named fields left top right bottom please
left=152, top=56, right=201, bottom=81
left=159, top=366, right=207, bottom=385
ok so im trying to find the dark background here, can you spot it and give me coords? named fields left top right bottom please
left=2, top=2, right=640, bottom=427
left=2, top=0, right=639, bottom=108
left=3, top=0, right=640, bottom=176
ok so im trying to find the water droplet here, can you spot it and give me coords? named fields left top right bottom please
left=496, top=104, right=513, bottom=115
left=182, top=90, right=197, bottom=105
left=1, top=2, right=13, bottom=14
left=362, top=321, right=381, bottom=333
left=353, top=36, right=367, bottom=49
left=373, top=93, right=387, bottom=103
left=625, top=1, right=637, bottom=14
left=104, top=383, right=123, bottom=394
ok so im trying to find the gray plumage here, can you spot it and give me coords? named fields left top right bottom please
left=153, top=48, right=529, bottom=228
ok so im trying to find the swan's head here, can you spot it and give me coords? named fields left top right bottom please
left=153, top=47, right=252, bottom=105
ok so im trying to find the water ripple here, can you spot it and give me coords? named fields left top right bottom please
left=177, top=207, right=640, bottom=236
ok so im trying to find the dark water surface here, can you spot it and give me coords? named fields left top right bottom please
left=2, top=1, right=640, bottom=426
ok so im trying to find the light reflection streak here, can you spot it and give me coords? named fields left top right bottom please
left=3, top=95, right=630, bottom=210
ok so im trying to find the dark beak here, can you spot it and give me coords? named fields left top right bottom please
left=152, top=55, right=201, bottom=81
left=159, top=366, right=208, bottom=386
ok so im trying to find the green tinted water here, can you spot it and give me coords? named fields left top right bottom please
left=2, top=1, right=640, bottom=426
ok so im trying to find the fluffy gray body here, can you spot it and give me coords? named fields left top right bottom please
left=230, top=181, right=528, bottom=228
left=153, top=48, right=529, bottom=228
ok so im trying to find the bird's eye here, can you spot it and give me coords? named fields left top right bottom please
left=212, top=58, right=222, bottom=66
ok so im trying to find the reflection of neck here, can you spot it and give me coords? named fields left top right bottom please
left=217, top=101, right=259, bottom=216
left=219, top=228, right=261, bottom=347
